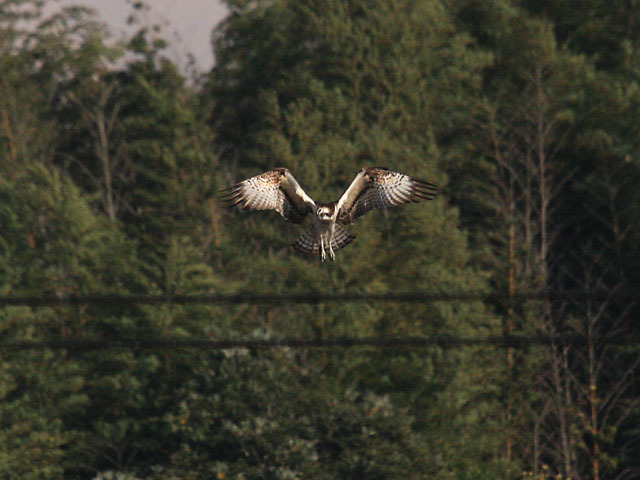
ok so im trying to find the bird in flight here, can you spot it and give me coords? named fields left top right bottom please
left=221, top=166, right=439, bottom=262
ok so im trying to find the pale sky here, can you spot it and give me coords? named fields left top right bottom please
left=47, top=0, right=229, bottom=72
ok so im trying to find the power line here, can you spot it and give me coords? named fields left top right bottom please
left=2, top=334, right=639, bottom=352
left=0, top=290, right=637, bottom=307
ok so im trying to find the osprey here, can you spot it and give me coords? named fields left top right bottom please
left=221, top=166, right=439, bottom=262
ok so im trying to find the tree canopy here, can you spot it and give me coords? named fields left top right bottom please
left=1, top=0, right=639, bottom=478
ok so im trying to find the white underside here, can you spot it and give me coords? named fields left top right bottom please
left=315, top=221, right=335, bottom=262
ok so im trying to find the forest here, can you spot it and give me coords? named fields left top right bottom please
left=1, top=0, right=640, bottom=478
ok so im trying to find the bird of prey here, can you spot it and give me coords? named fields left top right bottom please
left=221, top=166, right=440, bottom=262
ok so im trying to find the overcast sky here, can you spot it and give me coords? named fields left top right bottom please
left=47, top=0, right=229, bottom=72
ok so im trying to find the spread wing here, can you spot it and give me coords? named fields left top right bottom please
left=336, top=166, right=439, bottom=225
left=220, top=168, right=316, bottom=224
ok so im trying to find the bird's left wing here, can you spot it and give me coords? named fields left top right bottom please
left=221, top=168, right=316, bottom=224
left=336, top=166, right=439, bottom=225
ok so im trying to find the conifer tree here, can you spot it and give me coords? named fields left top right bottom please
left=209, top=1, right=504, bottom=476
left=450, top=1, right=640, bottom=477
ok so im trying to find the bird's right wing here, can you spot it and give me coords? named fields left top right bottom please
left=336, top=166, right=439, bottom=225
left=220, top=168, right=316, bottom=224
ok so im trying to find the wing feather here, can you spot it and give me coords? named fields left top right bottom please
left=221, top=168, right=315, bottom=224
left=336, top=166, right=439, bottom=225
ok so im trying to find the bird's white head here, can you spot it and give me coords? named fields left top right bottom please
left=316, top=204, right=335, bottom=221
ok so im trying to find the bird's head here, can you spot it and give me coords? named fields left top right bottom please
left=316, top=204, right=334, bottom=221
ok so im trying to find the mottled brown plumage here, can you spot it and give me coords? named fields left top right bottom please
left=221, top=166, right=440, bottom=261
left=292, top=223, right=355, bottom=255
left=220, top=168, right=314, bottom=224
left=336, top=167, right=440, bottom=225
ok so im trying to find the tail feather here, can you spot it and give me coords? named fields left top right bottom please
left=292, top=226, right=319, bottom=255
left=292, top=224, right=356, bottom=256
left=330, top=224, right=356, bottom=251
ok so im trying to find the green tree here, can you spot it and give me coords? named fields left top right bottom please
left=209, top=0, right=504, bottom=477
left=0, top=4, right=222, bottom=477
left=161, top=347, right=437, bottom=479
left=0, top=163, right=136, bottom=478
left=449, top=1, right=640, bottom=477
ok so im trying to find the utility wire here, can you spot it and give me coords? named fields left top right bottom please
left=2, top=291, right=636, bottom=352
left=0, top=289, right=637, bottom=307
left=2, top=334, right=639, bottom=352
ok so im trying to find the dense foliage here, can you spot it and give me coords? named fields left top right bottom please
left=1, top=0, right=639, bottom=478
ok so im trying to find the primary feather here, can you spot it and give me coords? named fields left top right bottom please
left=337, top=167, right=440, bottom=225
left=220, top=168, right=315, bottom=224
